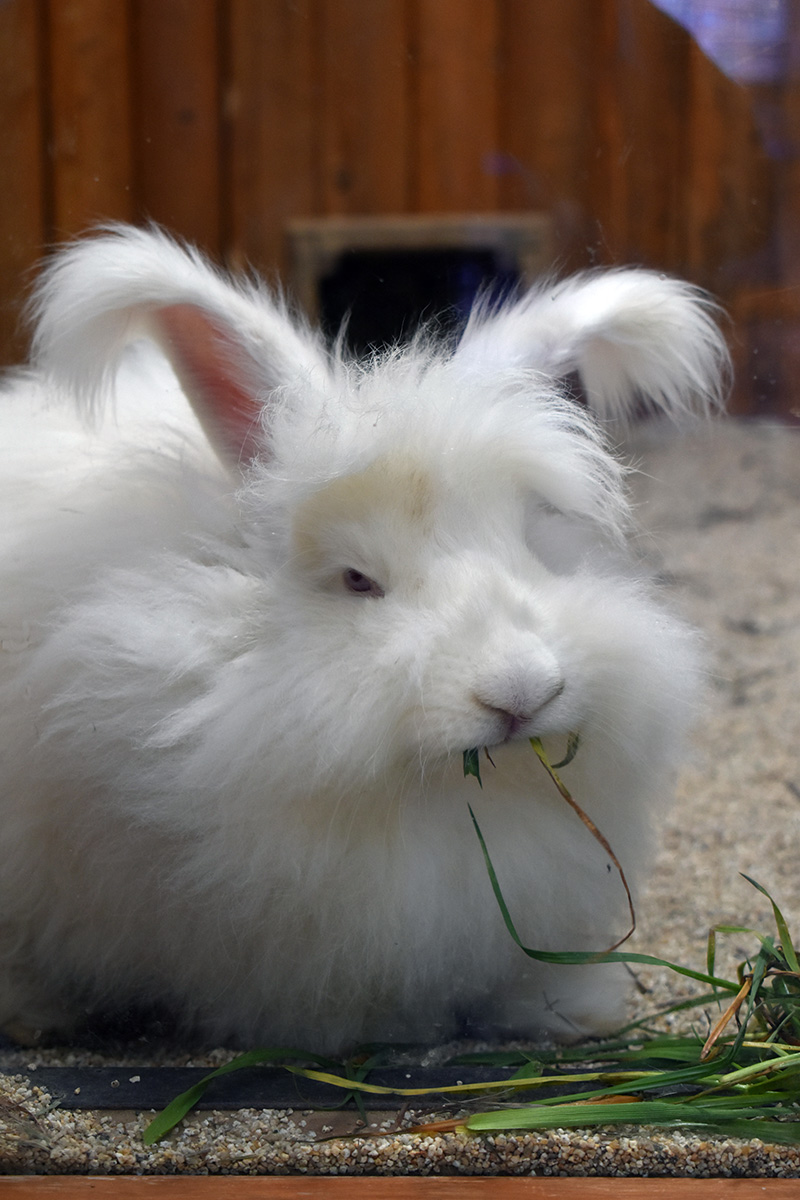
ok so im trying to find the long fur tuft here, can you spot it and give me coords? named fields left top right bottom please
left=29, top=224, right=329, bottom=422
left=456, top=269, right=730, bottom=421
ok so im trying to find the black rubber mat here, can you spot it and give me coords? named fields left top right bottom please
left=16, top=1064, right=524, bottom=1111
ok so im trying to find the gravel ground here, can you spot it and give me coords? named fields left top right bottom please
left=1, top=418, right=799, bottom=1177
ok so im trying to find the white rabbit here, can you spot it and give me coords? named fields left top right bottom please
left=0, top=227, right=727, bottom=1051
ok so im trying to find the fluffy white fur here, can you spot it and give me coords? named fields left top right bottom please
left=0, top=227, right=728, bottom=1050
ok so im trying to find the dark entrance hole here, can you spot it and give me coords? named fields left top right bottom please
left=318, top=247, right=520, bottom=356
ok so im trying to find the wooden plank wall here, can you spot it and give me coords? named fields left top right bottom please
left=0, top=0, right=795, bottom=415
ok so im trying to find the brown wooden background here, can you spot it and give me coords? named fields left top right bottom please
left=1, top=0, right=798, bottom=416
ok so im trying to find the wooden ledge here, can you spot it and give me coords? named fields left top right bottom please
left=0, top=1179, right=799, bottom=1198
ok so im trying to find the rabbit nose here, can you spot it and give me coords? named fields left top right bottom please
left=475, top=677, right=565, bottom=738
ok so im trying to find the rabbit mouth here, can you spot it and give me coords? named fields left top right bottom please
left=479, top=679, right=567, bottom=746
left=474, top=719, right=543, bottom=752
left=498, top=714, right=533, bottom=743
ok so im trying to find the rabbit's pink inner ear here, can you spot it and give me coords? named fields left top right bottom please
left=156, top=304, right=265, bottom=467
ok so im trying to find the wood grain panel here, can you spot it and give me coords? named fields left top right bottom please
left=587, top=0, right=628, bottom=265
left=612, top=0, right=690, bottom=270
left=684, top=38, right=772, bottom=288
left=777, top=0, right=800, bottom=288
left=318, top=0, right=412, bottom=215
left=46, top=0, right=134, bottom=235
left=226, top=0, right=317, bottom=275
left=133, top=0, right=222, bottom=253
left=0, top=0, right=47, bottom=363
left=589, top=0, right=690, bottom=269
left=414, top=0, right=499, bottom=212
left=497, top=0, right=596, bottom=268
left=766, top=0, right=800, bottom=418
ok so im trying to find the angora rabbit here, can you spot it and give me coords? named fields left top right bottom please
left=0, top=226, right=727, bottom=1051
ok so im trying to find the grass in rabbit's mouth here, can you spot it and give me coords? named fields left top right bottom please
left=464, top=734, right=636, bottom=953
left=143, top=739, right=800, bottom=1144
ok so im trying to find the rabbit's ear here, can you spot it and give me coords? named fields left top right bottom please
left=31, top=225, right=331, bottom=468
left=153, top=303, right=269, bottom=466
left=455, top=270, right=729, bottom=422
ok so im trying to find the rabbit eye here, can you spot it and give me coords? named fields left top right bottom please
left=342, top=568, right=385, bottom=598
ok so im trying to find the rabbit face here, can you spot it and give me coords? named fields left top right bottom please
left=289, top=445, right=570, bottom=754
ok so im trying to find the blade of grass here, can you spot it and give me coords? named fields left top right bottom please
left=468, top=803, right=737, bottom=991
left=728, top=947, right=772, bottom=1061
left=142, top=1047, right=342, bottom=1144
left=459, top=1099, right=800, bottom=1143
left=707, top=926, right=717, bottom=986
left=463, top=747, right=482, bottom=787
left=551, top=732, right=581, bottom=770
left=701, top=977, right=752, bottom=1060
left=701, top=1050, right=800, bottom=1091
left=282, top=1064, right=676, bottom=1099
left=530, top=736, right=635, bottom=949
left=743, top=875, right=800, bottom=973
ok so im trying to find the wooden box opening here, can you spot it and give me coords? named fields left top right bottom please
left=287, top=214, right=553, bottom=355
